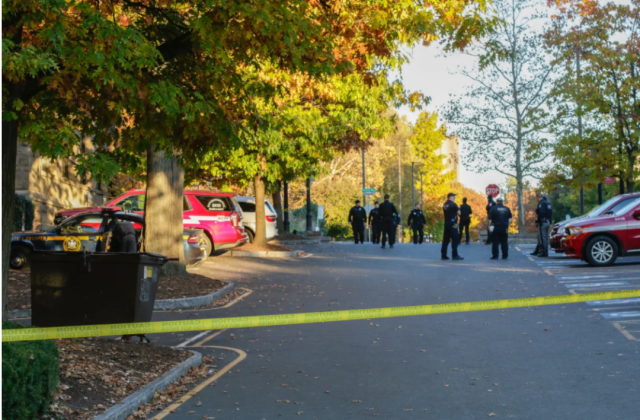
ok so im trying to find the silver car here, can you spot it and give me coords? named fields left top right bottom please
left=235, top=196, right=278, bottom=242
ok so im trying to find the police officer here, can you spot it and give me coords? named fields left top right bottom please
left=459, top=197, right=472, bottom=245
left=485, top=195, right=496, bottom=245
left=348, top=200, right=367, bottom=244
left=488, top=197, right=513, bottom=259
left=407, top=203, right=427, bottom=244
left=441, top=192, right=463, bottom=260
left=534, top=192, right=552, bottom=257
left=368, top=202, right=382, bottom=244
left=378, top=194, right=399, bottom=249
left=109, top=219, right=137, bottom=252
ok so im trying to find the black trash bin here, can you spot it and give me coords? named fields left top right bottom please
left=30, top=251, right=168, bottom=327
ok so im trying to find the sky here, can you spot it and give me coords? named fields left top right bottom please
left=395, top=44, right=507, bottom=196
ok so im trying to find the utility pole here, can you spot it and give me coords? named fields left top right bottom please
left=283, top=181, right=290, bottom=233
left=306, top=177, right=312, bottom=232
left=397, top=144, right=402, bottom=243
left=576, top=48, right=585, bottom=215
left=362, top=149, right=368, bottom=242
left=411, top=162, right=415, bottom=207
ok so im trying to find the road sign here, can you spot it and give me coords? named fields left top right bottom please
left=362, top=188, right=376, bottom=195
left=486, top=184, right=500, bottom=197
left=364, top=204, right=374, bottom=213
left=604, top=177, right=615, bottom=184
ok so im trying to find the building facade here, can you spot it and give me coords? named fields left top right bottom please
left=15, top=139, right=106, bottom=228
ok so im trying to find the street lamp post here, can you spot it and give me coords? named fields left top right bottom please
left=411, top=162, right=422, bottom=208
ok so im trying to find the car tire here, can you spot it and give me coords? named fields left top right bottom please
left=246, top=229, right=255, bottom=243
left=10, top=245, right=31, bottom=270
left=585, top=236, right=618, bottom=267
left=202, top=235, right=213, bottom=257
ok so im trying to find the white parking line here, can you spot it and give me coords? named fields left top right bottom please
left=176, top=330, right=213, bottom=347
left=587, top=298, right=640, bottom=306
left=601, top=312, right=640, bottom=319
left=558, top=275, right=613, bottom=280
left=563, top=281, right=630, bottom=288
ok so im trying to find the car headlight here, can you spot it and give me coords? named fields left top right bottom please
left=566, top=226, right=583, bottom=236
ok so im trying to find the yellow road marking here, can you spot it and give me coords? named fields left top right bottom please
left=5, top=289, right=640, bottom=342
left=151, top=346, right=247, bottom=420
left=612, top=322, right=638, bottom=341
left=544, top=269, right=554, bottom=276
left=192, top=329, right=227, bottom=347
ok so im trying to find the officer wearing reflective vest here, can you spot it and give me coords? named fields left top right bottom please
left=407, top=203, right=427, bottom=244
left=488, top=197, right=513, bottom=259
left=534, top=192, right=553, bottom=257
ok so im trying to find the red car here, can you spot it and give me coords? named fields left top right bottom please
left=550, top=192, right=640, bottom=253
left=54, top=189, right=247, bottom=255
left=563, top=197, right=640, bottom=266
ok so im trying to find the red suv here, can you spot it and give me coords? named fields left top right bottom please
left=563, top=197, right=640, bottom=266
left=54, top=189, right=247, bottom=255
left=550, top=192, right=640, bottom=253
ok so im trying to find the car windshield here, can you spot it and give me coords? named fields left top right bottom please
left=614, top=197, right=640, bottom=216
left=59, top=214, right=103, bottom=233
left=586, top=196, right=622, bottom=217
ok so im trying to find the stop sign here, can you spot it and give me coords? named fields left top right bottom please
left=486, top=184, right=500, bottom=197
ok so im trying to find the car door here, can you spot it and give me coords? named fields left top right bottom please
left=626, top=202, right=640, bottom=253
left=56, top=213, right=106, bottom=252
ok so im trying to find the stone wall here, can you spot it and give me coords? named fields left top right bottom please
left=15, top=140, right=106, bottom=228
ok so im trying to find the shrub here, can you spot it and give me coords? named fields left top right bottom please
left=2, top=323, right=59, bottom=420
left=326, top=221, right=351, bottom=240
left=13, top=195, right=35, bottom=232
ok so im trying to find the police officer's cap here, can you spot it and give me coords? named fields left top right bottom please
left=355, top=199, right=360, bottom=204
left=496, top=197, right=504, bottom=203
left=384, top=194, right=390, bottom=199
left=536, top=192, right=543, bottom=198
left=447, top=192, right=456, bottom=198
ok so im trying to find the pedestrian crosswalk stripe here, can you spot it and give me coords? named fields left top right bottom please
left=601, top=312, right=640, bottom=319
left=563, top=281, right=630, bottom=289
left=3, top=289, right=640, bottom=343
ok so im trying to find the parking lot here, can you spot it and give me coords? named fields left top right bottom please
left=517, top=244, right=640, bottom=341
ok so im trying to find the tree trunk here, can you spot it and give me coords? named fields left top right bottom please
left=144, top=144, right=186, bottom=276
left=254, top=172, right=267, bottom=247
left=627, top=153, right=636, bottom=193
left=516, top=176, right=526, bottom=234
left=272, top=181, right=284, bottom=235
left=2, top=118, right=19, bottom=321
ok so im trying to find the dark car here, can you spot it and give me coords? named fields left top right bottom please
left=10, top=208, right=207, bottom=269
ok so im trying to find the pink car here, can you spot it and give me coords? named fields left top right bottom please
left=54, top=189, right=248, bottom=255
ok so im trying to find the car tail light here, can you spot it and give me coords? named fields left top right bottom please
left=266, top=215, right=276, bottom=223
left=231, top=212, right=239, bottom=227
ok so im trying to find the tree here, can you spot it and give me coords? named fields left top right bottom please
left=545, top=0, right=640, bottom=193
left=444, top=0, right=554, bottom=233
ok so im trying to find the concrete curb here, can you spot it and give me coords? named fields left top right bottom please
left=227, top=250, right=301, bottom=258
left=154, top=282, right=235, bottom=310
left=92, top=350, right=202, bottom=420
left=271, top=236, right=331, bottom=245
left=7, top=283, right=235, bottom=319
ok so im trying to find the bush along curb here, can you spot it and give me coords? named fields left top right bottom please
left=153, top=282, right=235, bottom=310
left=7, top=282, right=235, bottom=319
left=227, top=250, right=301, bottom=258
left=92, top=350, right=202, bottom=420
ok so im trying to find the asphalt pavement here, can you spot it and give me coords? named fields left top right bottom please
left=149, top=241, right=640, bottom=420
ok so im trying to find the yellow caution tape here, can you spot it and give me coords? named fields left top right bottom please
left=4, top=289, right=640, bottom=343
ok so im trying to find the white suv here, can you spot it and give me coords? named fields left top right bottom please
left=235, top=197, right=278, bottom=242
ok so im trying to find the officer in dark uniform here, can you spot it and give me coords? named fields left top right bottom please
left=533, top=192, right=553, bottom=257
left=458, top=197, right=473, bottom=245
left=441, top=192, right=463, bottom=260
left=378, top=194, right=399, bottom=249
left=485, top=195, right=496, bottom=244
left=109, top=219, right=137, bottom=252
left=368, top=202, right=382, bottom=244
left=488, top=197, right=513, bottom=259
left=407, top=203, right=427, bottom=244
left=348, top=200, right=367, bottom=244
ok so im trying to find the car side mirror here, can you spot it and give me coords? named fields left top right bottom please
left=633, top=209, right=640, bottom=220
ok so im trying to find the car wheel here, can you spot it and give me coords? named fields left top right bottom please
left=202, top=235, right=213, bottom=257
left=246, top=229, right=254, bottom=243
left=10, top=246, right=30, bottom=270
left=585, top=236, right=618, bottom=267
